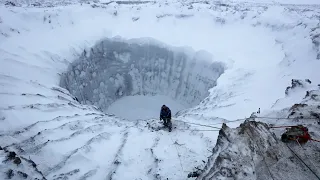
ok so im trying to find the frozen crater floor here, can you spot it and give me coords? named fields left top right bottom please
left=106, top=95, right=186, bottom=120
left=1, top=0, right=320, bottom=180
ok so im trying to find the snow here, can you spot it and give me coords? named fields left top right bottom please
left=198, top=117, right=320, bottom=180
left=227, top=0, right=320, bottom=5
left=0, top=0, right=320, bottom=179
left=60, top=37, right=224, bottom=111
left=107, top=95, right=186, bottom=120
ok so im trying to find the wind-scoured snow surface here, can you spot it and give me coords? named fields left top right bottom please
left=1, top=0, right=320, bottom=179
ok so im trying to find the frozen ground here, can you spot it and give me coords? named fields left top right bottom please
left=107, top=95, right=186, bottom=120
left=198, top=89, right=320, bottom=180
left=0, top=0, right=320, bottom=179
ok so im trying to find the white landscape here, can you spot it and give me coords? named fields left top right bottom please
left=0, top=0, right=320, bottom=180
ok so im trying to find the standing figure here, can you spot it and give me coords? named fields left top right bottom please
left=160, top=105, right=172, bottom=132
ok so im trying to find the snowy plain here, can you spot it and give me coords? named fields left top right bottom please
left=0, top=0, right=320, bottom=179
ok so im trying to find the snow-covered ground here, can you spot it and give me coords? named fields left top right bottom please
left=198, top=89, right=320, bottom=180
left=1, top=0, right=320, bottom=179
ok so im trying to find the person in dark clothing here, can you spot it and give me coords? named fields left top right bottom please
left=160, top=105, right=172, bottom=132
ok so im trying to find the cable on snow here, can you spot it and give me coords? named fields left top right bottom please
left=246, top=125, right=275, bottom=180
left=266, top=125, right=320, bottom=180
left=285, top=142, right=320, bottom=180
left=169, top=135, right=185, bottom=173
left=134, top=115, right=320, bottom=178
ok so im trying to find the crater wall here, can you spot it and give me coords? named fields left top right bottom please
left=60, top=38, right=225, bottom=111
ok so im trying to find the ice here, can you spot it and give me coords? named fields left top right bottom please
left=106, top=95, right=186, bottom=120
left=60, top=38, right=224, bottom=111
left=1, top=0, right=320, bottom=179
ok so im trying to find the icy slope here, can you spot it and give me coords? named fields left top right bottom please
left=1, top=111, right=213, bottom=179
left=1, top=0, right=320, bottom=180
left=197, top=120, right=320, bottom=180
left=0, top=3, right=216, bottom=179
left=174, top=3, right=320, bottom=120
left=197, top=88, right=320, bottom=180
left=0, top=75, right=213, bottom=179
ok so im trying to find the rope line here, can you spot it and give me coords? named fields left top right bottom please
left=173, top=119, right=221, bottom=129
left=286, top=144, right=320, bottom=180
left=295, top=140, right=320, bottom=179
left=266, top=127, right=320, bottom=180
left=169, top=135, right=184, bottom=172
left=137, top=115, right=320, bottom=178
left=246, top=125, right=275, bottom=180
left=175, top=128, right=220, bottom=132
left=174, top=116, right=319, bottom=179
left=137, top=116, right=318, bottom=137
left=258, top=116, right=319, bottom=120
left=140, top=115, right=320, bottom=178
left=172, top=116, right=319, bottom=130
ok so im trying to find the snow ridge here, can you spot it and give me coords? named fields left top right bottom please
left=198, top=120, right=320, bottom=180
left=198, top=88, right=320, bottom=180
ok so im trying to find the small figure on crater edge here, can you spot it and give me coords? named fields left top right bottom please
left=160, top=105, right=172, bottom=132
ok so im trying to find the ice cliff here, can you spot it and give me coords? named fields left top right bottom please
left=60, top=38, right=225, bottom=111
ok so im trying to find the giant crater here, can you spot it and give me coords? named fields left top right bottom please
left=60, top=38, right=225, bottom=118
